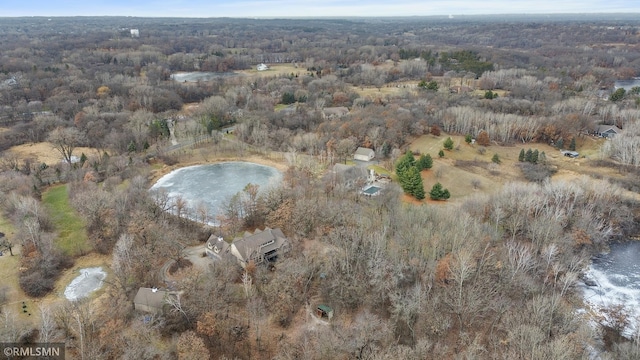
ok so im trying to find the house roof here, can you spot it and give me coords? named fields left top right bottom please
left=134, top=288, right=168, bottom=310
left=317, top=304, right=333, bottom=313
left=354, top=147, right=374, bottom=157
left=596, top=124, right=622, bottom=134
left=231, top=228, right=288, bottom=263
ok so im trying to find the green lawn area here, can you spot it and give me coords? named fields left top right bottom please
left=42, top=185, right=90, bottom=256
left=368, top=164, right=391, bottom=176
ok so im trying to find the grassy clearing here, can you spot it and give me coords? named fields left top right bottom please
left=42, top=185, right=91, bottom=256
left=368, top=164, right=392, bottom=176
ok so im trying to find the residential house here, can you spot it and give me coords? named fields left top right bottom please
left=229, top=228, right=290, bottom=268
left=205, top=235, right=230, bottom=259
left=257, top=63, right=269, bottom=71
left=133, top=287, right=178, bottom=314
left=330, top=163, right=368, bottom=189
left=354, top=147, right=375, bottom=162
left=595, top=124, right=622, bottom=138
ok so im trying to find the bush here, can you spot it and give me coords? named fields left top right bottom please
left=438, top=149, right=445, bottom=158
left=430, top=125, right=441, bottom=136
left=492, top=153, right=501, bottom=164
left=519, top=163, right=557, bottom=183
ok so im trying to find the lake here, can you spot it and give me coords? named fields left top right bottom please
left=170, top=72, right=239, bottom=83
left=614, top=79, right=640, bottom=91
left=581, top=241, right=640, bottom=336
left=150, top=162, right=282, bottom=225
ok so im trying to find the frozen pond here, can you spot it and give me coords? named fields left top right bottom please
left=614, top=78, right=640, bottom=91
left=581, top=241, right=640, bottom=336
left=170, top=72, right=239, bottom=82
left=150, top=162, right=282, bottom=225
left=64, top=267, right=107, bottom=301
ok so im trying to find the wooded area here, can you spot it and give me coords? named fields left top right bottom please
left=1, top=15, right=640, bottom=359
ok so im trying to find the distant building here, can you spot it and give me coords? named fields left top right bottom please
left=257, top=63, right=269, bottom=71
left=130, top=29, right=140, bottom=38
left=354, top=147, right=375, bottom=162
left=133, top=287, right=179, bottom=314
left=561, top=150, right=579, bottom=158
left=595, top=124, right=622, bottom=138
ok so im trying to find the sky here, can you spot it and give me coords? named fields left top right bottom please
left=3, top=0, right=639, bottom=17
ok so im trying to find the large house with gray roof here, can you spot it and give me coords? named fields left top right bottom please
left=206, top=228, right=290, bottom=268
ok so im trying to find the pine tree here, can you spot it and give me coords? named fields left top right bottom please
left=465, top=134, right=473, bottom=144
left=569, top=137, right=576, bottom=151
left=438, top=149, right=445, bottom=158
left=429, top=182, right=451, bottom=200
left=492, top=153, right=501, bottom=164
left=443, top=137, right=454, bottom=150
left=556, top=138, right=564, bottom=149
left=405, top=166, right=425, bottom=200
left=416, top=154, right=433, bottom=171
left=531, top=149, right=539, bottom=164
left=525, top=148, right=533, bottom=163
left=518, top=149, right=525, bottom=162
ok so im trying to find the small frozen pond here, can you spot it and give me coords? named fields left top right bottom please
left=170, top=72, right=239, bottom=82
left=64, top=267, right=107, bottom=301
left=581, top=241, right=640, bottom=336
left=150, top=162, right=282, bottom=225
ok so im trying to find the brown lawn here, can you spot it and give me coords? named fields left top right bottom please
left=8, top=142, right=101, bottom=166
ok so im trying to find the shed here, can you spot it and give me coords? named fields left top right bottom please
left=354, top=147, right=375, bottom=162
left=316, top=304, right=334, bottom=320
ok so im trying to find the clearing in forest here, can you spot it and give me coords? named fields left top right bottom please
left=42, top=184, right=91, bottom=256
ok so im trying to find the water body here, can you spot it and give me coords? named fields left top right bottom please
left=614, top=79, right=640, bottom=91
left=150, top=162, right=282, bottom=225
left=581, top=241, right=640, bottom=336
left=170, top=72, right=239, bottom=83
left=64, top=267, right=107, bottom=301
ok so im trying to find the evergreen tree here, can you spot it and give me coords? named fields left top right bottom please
left=416, top=154, right=433, bottom=171
left=444, top=137, right=454, bottom=150
left=525, top=148, right=533, bottom=163
left=518, top=149, right=525, bottom=162
left=609, top=88, right=626, bottom=102
left=281, top=92, right=296, bottom=104
left=492, top=153, right=501, bottom=164
left=127, top=141, right=137, bottom=153
left=556, top=138, right=564, bottom=149
left=438, top=149, right=445, bottom=158
left=531, top=149, right=539, bottom=164
left=405, top=166, right=425, bottom=200
left=426, top=80, right=439, bottom=91
left=464, top=134, right=473, bottom=144
left=429, top=182, right=451, bottom=200
left=569, top=137, right=576, bottom=151
left=539, top=151, right=546, bottom=164
left=381, top=142, right=392, bottom=158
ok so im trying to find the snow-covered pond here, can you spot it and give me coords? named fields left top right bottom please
left=64, top=267, right=107, bottom=301
left=581, top=241, right=640, bottom=336
left=614, top=78, right=640, bottom=91
left=150, top=162, right=282, bottom=225
left=170, top=72, right=239, bottom=82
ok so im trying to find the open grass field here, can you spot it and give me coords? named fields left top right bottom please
left=236, top=63, right=305, bottom=78
left=42, top=184, right=91, bottom=256
left=8, top=142, right=100, bottom=166
left=407, top=133, right=620, bottom=203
